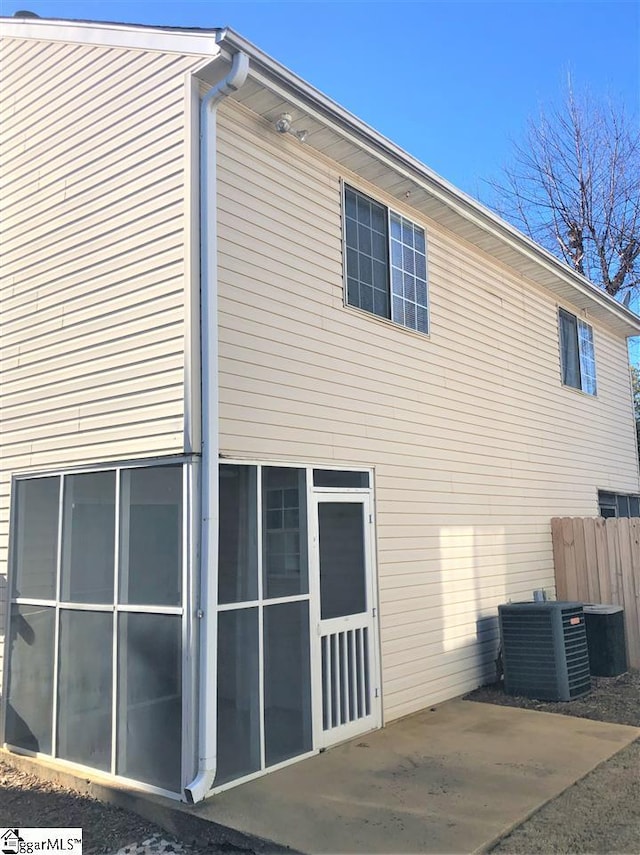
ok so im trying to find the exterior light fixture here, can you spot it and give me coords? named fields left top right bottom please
left=273, top=112, right=308, bottom=143
left=274, top=112, right=292, bottom=134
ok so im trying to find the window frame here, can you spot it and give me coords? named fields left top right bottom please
left=558, top=307, right=597, bottom=396
left=341, top=181, right=430, bottom=337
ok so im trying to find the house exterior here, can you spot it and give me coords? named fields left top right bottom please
left=1, top=15, right=639, bottom=803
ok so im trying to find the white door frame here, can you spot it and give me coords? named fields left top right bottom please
left=309, top=490, right=382, bottom=749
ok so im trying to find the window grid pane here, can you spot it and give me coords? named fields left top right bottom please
left=119, top=466, right=182, bottom=607
left=577, top=319, right=597, bottom=395
left=263, top=467, right=308, bottom=598
left=344, top=187, right=388, bottom=319
left=389, top=212, right=429, bottom=334
left=12, top=477, right=59, bottom=600
left=559, top=309, right=581, bottom=389
left=61, top=471, right=115, bottom=604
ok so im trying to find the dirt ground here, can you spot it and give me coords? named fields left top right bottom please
left=1, top=671, right=638, bottom=854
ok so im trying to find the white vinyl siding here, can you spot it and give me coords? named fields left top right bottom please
left=0, top=36, right=203, bottom=677
left=215, top=100, right=640, bottom=721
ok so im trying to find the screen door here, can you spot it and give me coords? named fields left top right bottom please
left=312, top=493, right=380, bottom=748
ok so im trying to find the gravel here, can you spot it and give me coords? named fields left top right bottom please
left=0, top=761, right=213, bottom=855
left=464, top=669, right=640, bottom=728
left=2, top=672, right=638, bottom=854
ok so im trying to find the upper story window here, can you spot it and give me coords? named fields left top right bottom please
left=558, top=308, right=597, bottom=395
left=343, top=185, right=429, bottom=335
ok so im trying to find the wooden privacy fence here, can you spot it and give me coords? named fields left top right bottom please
left=551, top=517, right=640, bottom=669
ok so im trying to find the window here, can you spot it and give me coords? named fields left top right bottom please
left=559, top=309, right=597, bottom=395
left=598, top=491, right=640, bottom=518
left=344, top=185, right=429, bottom=334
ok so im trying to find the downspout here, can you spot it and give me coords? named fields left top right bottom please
left=184, top=49, right=249, bottom=805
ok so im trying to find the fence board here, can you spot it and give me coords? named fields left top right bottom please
left=552, top=517, right=568, bottom=599
left=594, top=518, right=611, bottom=604
left=619, top=520, right=640, bottom=669
left=551, top=517, right=640, bottom=671
left=573, top=518, right=590, bottom=602
left=582, top=517, right=600, bottom=602
left=562, top=517, right=579, bottom=601
left=630, top=521, right=640, bottom=669
left=607, top=522, right=622, bottom=606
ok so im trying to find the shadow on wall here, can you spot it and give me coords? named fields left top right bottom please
left=435, top=525, right=554, bottom=696
left=437, top=526, right=505, bottom=690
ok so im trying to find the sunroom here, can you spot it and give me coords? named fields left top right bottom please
left=3, top=458, right=381, bottom=800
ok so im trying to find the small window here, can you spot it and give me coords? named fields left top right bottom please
left=559, top=308, right=597, bottom=395
left=313, top=470, right=369, bottom=488
left=344, top=185, right=429, bottom=335
left=598, top=490, right=640, bottom=518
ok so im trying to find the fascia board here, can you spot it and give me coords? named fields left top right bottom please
left=217, top=28, right=640, bottom=338
left=0, top=17, right=221, bottom=55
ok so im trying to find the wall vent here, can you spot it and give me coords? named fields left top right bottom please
left=498, top=601, right=591, bottom=701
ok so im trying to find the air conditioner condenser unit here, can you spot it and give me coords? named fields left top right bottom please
left=498, top=601, right=591, bottom=701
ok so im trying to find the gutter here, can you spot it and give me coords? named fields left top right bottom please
left=216, top=27, right=640, bottom=337
left=184, top=48, right=249, bottom=805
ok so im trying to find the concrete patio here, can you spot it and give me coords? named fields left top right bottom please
left=187, top=698, right=640, bottom=854
left=3, top=697, right=638, bottom=854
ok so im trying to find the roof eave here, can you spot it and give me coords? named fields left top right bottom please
left=216, top=28, right=640, bottom=339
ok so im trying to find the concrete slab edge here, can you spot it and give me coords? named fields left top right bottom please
left=472, top=734, right=640, bottom=855
left=0, top=749, right=301, bottom=854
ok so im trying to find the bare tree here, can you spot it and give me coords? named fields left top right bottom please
left=489, top=85, right=640, bottom=302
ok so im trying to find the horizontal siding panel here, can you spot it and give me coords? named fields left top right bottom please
left=2, top=395, right=183, bottom=445
left=218, top=339, right=632, bottom=453
left=3, top=201, right=184, bottom=280
left=5, top=292, right=184, bottom=364
left=3, top=357, right=182, bottom=411
left=7, top=433, right=185, bottom=473
left=4, top=149, right=184, bottom=252
left=3, top=245, right=184, bottom=319
left=2, top=50, right=189, bottom=177
left=3, top=274, right=184, bottom=345
left=3, top=338, right=184, bottom=399
left=6, top=416, right=184, bottom=457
